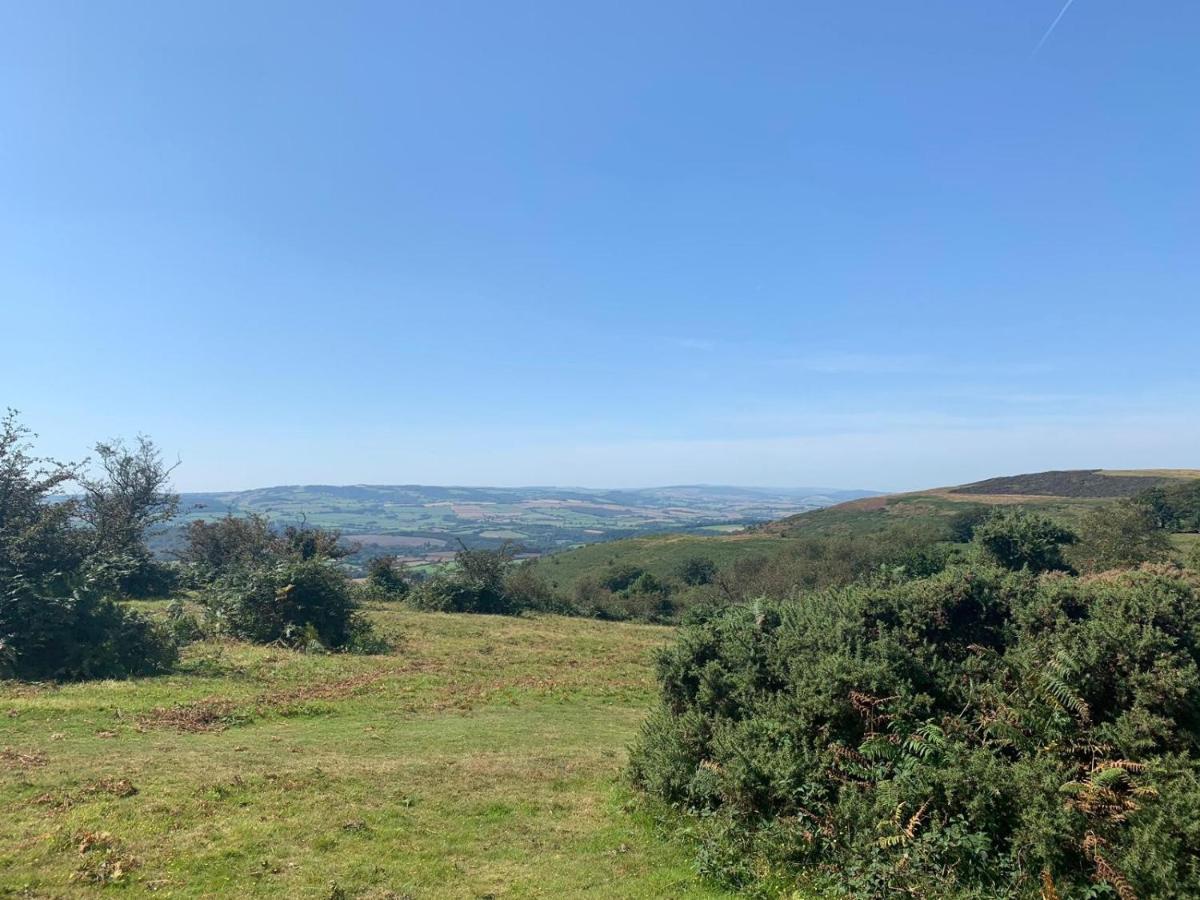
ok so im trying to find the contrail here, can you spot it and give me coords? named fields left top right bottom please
left=1032, top=0, right=1077, bottom=56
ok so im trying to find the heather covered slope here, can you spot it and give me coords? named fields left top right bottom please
left=771, top=468, right=1200, bottom=537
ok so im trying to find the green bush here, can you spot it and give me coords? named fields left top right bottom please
left=630, top=564, right=1200, bottom=897
left=1073, top=500, right=1172, bottom=572
left=407, top=544, right=561, bottom=616
left=973, top=508, right=1077, bottom=573
left=1, top=572, right=177, bottom=680
left=206, top=560, right=368, bottom=649
left=676, top=556, right=718, bottom=586
left=366, top=554, right=410, bottom=598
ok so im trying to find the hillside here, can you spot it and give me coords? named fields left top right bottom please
left=164, top=483, right=875, bottom=569
left=540, top=469, right=1200, bottom=592
left=771, top=467, right=1200, bottom=537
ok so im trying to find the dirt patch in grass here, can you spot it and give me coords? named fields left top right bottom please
left=71, top=830, right=139, bottom=885
left=2, top=746, right=48, bottom=769
left=263, top=669, right=395, bottom=707
left=137, top=697, right=243, bottom=733
left=34, top=778, right=138, bottom=811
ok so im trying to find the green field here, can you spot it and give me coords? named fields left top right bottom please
left=0, top=605, right=726, bottom=898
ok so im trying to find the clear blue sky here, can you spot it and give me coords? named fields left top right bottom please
left=3, top=2, right=1197, bottom=491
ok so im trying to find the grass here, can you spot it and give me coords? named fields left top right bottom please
left=0, top=605, right=726, bottom=898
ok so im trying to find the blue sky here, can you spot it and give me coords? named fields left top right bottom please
left=2, top=2, right=1197, bottom=491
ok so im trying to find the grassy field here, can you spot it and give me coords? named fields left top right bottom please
left=0, top=605, right=726, bottom=899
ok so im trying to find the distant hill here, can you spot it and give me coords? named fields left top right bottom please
left=164, top=483, right=876, bottom=569
left=769, top=468, right=1200, bottom=538
left=540, top=469, right=1200, bottom=591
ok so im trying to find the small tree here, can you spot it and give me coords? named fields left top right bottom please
left=0, top=410, right=83, bottom=580
left=181, top=513, right=278, bottom=575
left=277, top=522, right=356, bottom=561
left=601, top=564, right=646, bottom=593
left=946, top=506, right=991, bottom=543
left=409, top=543, right=519, bottom=614
left=367, top=554, right=409, bottom=597
left=676, top=555, right=717, bottom=586
left=1073, top=500, right=1172, bottom=572
left=0, top=412, right=176, bottom=680
left=78, top=436, right=180, bottom=595
left=973, top=508, right=1076, bottom=573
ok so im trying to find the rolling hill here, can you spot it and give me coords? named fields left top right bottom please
left=540, top=469, right=1200, bottom=590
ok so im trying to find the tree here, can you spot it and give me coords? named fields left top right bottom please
left=0, top=409, right=82, bottom=580
left=78, top=436, right=180, bottom=594
left=277, top=521, right=356, bottom=561
left=676, top=555, right=718, bottom=586
left=181, top=513, right=277, bottom=574
left=0, top=412, right=176, bottom=679
left=366, top=554, right=409, bottom=597
left=973, top=508, right=1076, bottom=573
left=1074, top=500, right=1171, bottom=572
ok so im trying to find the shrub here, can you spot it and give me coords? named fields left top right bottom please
left=677, top=556, right=718, bottom=586
left=630, top=564, right=1200, bottom=898
left=1, top=572, right=177, bottom=680
left=409, top=572, right=513, bottom=615
left=973, top=508, right=1076, bottom=573
left=207, top=560, right=367, bottom=649
left=366, top=555, right=410, bottom=598
left=180, top=514, right=278, bottom=577
left=1073, top=499, right=1172, bottom=572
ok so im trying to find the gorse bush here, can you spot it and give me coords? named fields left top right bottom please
left=206, top=559, right=368, bottom=650
left=180, top=513, right=381, bottom=650
left=1, top=571, right=177, bottom=680
left=408, top=543, right=566, bottom=616
left=972, top=508, right=1077, bottom=573
left=630, top=564, right=1200, bottom=898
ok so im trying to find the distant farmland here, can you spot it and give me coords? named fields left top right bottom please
left=160, top=483, right=876, bottom=571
